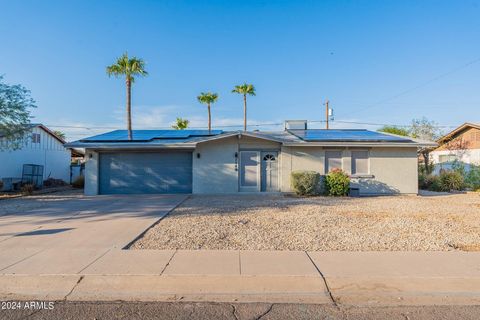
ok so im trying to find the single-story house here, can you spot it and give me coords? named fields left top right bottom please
left=66, top=121, right=435, bottom=196
left=431, top=122, right=480, bottom=174
left=0, top=124, right=74, bottom=186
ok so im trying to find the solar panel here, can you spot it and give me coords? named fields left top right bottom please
left=81, top=130, right=223, bottom=142
left=290, top=130, right=413, bottom=142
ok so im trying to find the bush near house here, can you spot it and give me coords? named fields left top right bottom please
left=325, top=169, right=350, bottom=196
left=43, top=178, right=67, bottom=188
left=438, top=171, right=464, bottom=192
left=72, top=175, right=85, bottom=189
left=418, top=172, right=441, bottom=191
left=21, top=183, right=35, bottom=195
left=291, top=171, right=320, bottom=196
left=465, top=166, right=480, bottom=191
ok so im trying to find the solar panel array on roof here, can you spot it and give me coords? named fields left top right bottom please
left=81, top=130, right=223, bottom=142
left=290, top=129, right=413, bottom=142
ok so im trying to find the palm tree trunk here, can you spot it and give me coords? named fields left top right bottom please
left=207, top=103, right=211, bottom=133
left=126, top=78, right=132, bottom=140
left=243, top=94, right=247, bottom=131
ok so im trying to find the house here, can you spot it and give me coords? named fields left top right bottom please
left=66, top=121, right=435, bottom=196
left=430, top=123, right=480, bottom=174
left=0, top=124, right=73, bottom=186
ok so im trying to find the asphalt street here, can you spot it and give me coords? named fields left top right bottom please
left=1, top=301, right=480, bottom=320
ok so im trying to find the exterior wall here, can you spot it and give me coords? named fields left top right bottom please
left=280, top=146, right=418, bottom=195
left=84, top=150, right=99, bottom=195
left=193, top=135, right=281, bottom=193
left=0, top=126, right=71, bottom=182
left=430, top=149, right=480, bottom=174
left=432, top=126, right=480, bottom=174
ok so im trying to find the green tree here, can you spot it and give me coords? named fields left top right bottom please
left=197, top=92, right=218, bottom=133
left=106, top=53, right=148, bottom=140
left=378, top=125, right=410, bottom=136
left=172, top=117, right=189, bottom=130
left=53, top=130, right=66, bottom=140
left=410, top=117, right=442, bottom=173
left=0, top=76, right=36, bottom=150
left=232, top=83, right=255, bottom=131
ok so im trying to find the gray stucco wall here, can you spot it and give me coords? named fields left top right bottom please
left=193, top=136, right=239, bottom=193
left=280, top=146, right=418, bottom=195
left=192, top=135, right=281, bottom=193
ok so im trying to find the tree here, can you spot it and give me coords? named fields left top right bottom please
left=106, top=53, right=148, bottom=140
left=197, top=92, right=218, bottom=133
left=378, top=125, right=410, bottom=137
left=232, top=83, right=255, bottom=131
left=53, top=130, right=66, bottom=140
left=410, top=117, right=442, bottom=174
left=0, top=76, right=36, bottom=150
left=172, top=117, right=189, bottom=130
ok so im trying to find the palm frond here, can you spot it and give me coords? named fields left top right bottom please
left=232, top=83, right=256, bottom=95
left=197, top=92, right=219, bottom=105
left=106, top=52, right=148, bottom=82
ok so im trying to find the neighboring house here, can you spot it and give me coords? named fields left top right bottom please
left=0, top=124, right=72, bottom=184
left=66, top=121, right=435, bottom=196
left=431, top=123, right=480, bottom=174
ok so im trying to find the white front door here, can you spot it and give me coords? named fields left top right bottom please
left=239, top=151, right=260, bottom=192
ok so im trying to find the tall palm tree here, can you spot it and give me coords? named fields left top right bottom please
left=232, top=83, right=255, bottom=131
left=106, top=53, right=148, bottom=140
left=197, top=92, right=218, bottom=133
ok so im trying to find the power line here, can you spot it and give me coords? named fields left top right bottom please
left=337, top=56, right=480, bottom=117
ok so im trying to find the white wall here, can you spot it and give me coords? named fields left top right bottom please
left=0, top=127, right=71, bottom=182
left=431, top=149, right=480, bottom=174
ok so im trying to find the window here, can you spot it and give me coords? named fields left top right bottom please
left=263, top=154, right=276, bottom=161
left=438, top=154, right=456, bottom=163
left=325, top=151, right=342, bottom=173
left=31, top=133, right=41, bottom=144
left=351, top=151, right=369, bottom=175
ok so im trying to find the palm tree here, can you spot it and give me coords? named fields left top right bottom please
left=106, top=53, right=148, bottom=140
left=172, top=117, right=189, bottom=130
left=197, top=92, right=218, bottom=133
left=232, top=83, right=255, bottom=131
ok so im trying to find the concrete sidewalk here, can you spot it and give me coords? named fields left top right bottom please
left=1, top=250, right=480, bottom=306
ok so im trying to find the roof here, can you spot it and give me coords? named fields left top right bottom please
left=65, top=128, right=436, bottom=149
left=0, top=123, right=66, bottom=145
left=437, top=123, right=480, bottom=144
left=81, top=129, right=223, bottom=142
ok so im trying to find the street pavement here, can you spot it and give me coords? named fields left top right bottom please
left=1, top=301, right=480, bottom=320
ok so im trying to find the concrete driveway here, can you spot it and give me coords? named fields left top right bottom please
left=0, top=191, right=188, bottom=273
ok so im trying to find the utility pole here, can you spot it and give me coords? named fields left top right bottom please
left=324, top=99, right=330, bottom=130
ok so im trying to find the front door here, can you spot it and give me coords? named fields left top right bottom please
left=261, top=152, right=279, bottom=192
left=239, top=151, right=260, bottom=192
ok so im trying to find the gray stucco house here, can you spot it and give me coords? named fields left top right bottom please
left=66, top=121, right=435, bottom=196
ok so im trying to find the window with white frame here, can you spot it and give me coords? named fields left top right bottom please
left=351, top=150, right=369, bottom=175
left=31, top=133, right=41, bottom=144
left=438, top=154, right=456, bottom=163
left=325, top=151, right=342, bottom=173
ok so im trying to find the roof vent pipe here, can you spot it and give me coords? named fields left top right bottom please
left=284, top=120, right=307, bottom=130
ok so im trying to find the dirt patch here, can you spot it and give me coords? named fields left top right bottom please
left=130, top=193, right=480, bottom=251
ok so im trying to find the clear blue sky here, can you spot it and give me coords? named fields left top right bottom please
left=1, top=0, right=479, bottom=140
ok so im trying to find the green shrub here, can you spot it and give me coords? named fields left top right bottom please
left=465, top=165, right=480, bottom=191
left=72, top=175, right=85, bottom=189
left=291, top=171, right=320, bottom=196
left=438, top=170, right=464, bottom=192
left=418, top=173, right=442, bottom=191
left=325, top=169, right=350, bottom=196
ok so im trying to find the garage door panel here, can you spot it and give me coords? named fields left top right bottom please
left=99, top=152, right=192, bottom=194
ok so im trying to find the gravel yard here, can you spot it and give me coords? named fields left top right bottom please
left=131, top=193, right=480, bottom=251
